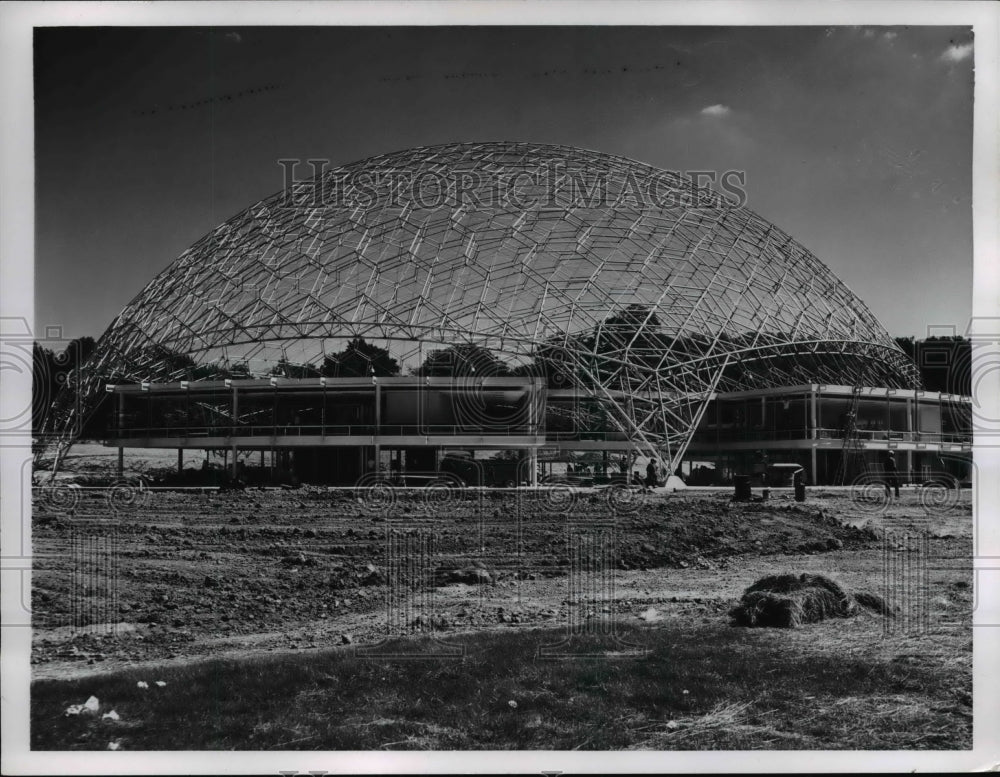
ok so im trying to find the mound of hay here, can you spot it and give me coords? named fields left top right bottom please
left=729, top=573, right=890, bottom=628
left=853, top=590, right=893, bottom=616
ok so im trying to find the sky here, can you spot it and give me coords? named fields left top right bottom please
left=33, top=25, right=974, bottom=342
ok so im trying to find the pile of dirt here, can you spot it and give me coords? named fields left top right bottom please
left=614, top=499, right=879, bottom=571
left=729, top=573, right=891, bottom=628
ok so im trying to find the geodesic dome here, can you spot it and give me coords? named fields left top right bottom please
left=47, top=141, right=919, bottom=461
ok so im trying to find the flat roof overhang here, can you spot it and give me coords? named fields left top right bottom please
left=107, top=376, right=545, bottom=393
left=105, top=378, right=971, bottom=405
left=105, top=434, right=548, bottom=449
left=103, top=435, right=645, bottom=452
left=685, top=439, right=972, bottom=453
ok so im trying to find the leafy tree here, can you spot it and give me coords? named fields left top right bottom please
left=572, top=304, right=671, bottom=385
left=598, top=304, right=663, bottom=354
left=321, top=338, right=400, bottom=377
left=895, top=335, right=970, bottom=395
left=32, top=337, right=98, bottom=433
left=144, top=343, right=197, bottom=374
left=270, top=358, right=320, bottom=378
left=227, top=362, right=252, bottom=378
left=894, top=336, right=916, bottom=362
left=414, top=343, right=511, bottom=377
left=188, top=363, right=232, bottom=380
left=585, top=304, right=668, bottom=370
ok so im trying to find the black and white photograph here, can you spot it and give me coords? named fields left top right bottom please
left=2, top=1, right=998, bottom=773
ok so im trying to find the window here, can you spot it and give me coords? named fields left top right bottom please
left=917, top=401, right=942, bottom=433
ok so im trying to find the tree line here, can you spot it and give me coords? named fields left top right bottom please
left=31, top=318, right=974, bottom=436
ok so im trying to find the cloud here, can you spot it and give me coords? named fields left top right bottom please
left=225, top=31, right=242, bottom=44
left=941, top=42, right=973, bottom=63
left=701, top=104, right=731, bottom=118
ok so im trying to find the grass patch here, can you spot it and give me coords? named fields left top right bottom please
left=31, top=622, right=970, bottom=750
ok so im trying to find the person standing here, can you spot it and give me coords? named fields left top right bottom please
left=645, top=458, right=658, bottom=489
left=881, top=450, right=900, bottom=499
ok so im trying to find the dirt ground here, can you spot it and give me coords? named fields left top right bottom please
left=30, top=447, right=973, bottom=685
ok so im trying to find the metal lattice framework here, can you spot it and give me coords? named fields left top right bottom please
left=46, top=141, right=919, bottom=468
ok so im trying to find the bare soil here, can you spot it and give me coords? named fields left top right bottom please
left=31, top=448, right=973, bottom=686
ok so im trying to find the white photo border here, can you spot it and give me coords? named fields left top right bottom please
left=2, top=1, right=998, bottom=774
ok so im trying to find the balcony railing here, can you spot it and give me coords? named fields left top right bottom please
left=691, top=426, right=971, bottom=445
left=814, top=428, right=970, bottom=444
left=693, top=427, right=811, bottom=443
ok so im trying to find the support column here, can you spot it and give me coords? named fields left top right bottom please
left=230, top=382, right=239, bottom=479
left=528, top=378, right=538, bottom=436
left=117, top=447, right=124, bottom=477
left=373, top=378, right=382, bottom=478
left=530, top=448, right=539, bottom=487
left=907, top=395, right=914, bottom=484
left=810, top=387, right=818, bottom=439
left=177, top=448, right=183, bottom=473
left=232, top=383, right=239, bottom=435
left=321, top=382, right=326, bottom=435
left=810, top=446, right=817, bottom=486
left=116, top=391, right=125, bottom=436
